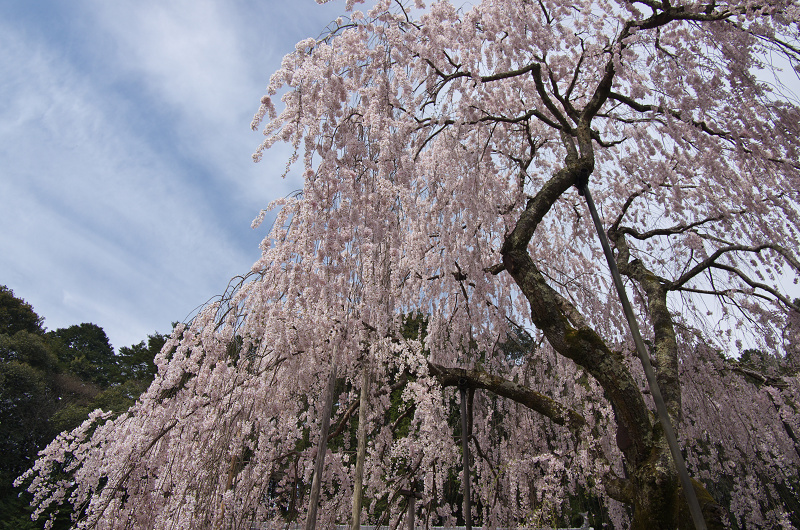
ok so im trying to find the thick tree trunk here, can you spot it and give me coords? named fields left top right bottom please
left=350, top=365, right=370, bottom=530
left=305, top=360, right=338, bottom=530
left=496, top=147, right=726, bottom=528
left=620, top=442, right=725, bottom=529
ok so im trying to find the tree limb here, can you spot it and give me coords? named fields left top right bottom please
left=427, top=362, right=586, bottom=434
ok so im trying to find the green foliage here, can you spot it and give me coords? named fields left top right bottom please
left=0, top=330, right=59, bottom=371
left=498, top=322, right=536, bottom=366
left=400, top=312, right=427, bottom=341
left=0, top=285, right=169, bottom=526
left=95, top=378, right=152, bottom=412
left=116, top=332, right=166, bottom=382
left=0, top=491, right=39, bottom=530
left=50, top=403, right=97, bottom=435
left=739, top=348, right=781, bottom=374
left=0, top=360, right=58, bottom=500
left=49, top=323, right=116, bottom=386
left=49, top=379, right=151, bottom=433
left=0, top=286, right=44, bottom=336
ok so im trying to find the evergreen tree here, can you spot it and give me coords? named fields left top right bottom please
left=0, top=286, right=44, bottom=336
left=49, top=323, right=116, bottom=386
left=0, top=286, right=167, bottom=527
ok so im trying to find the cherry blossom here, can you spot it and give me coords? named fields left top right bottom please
left=17, top=0, right=800, bottom=528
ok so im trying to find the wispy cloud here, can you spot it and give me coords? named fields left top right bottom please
left=0, top=20, right=248, bottom=347
left=0, top=0, right=346, bottom=349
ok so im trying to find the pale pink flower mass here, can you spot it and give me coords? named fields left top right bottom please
left=15, top=0, right=800, bottom=528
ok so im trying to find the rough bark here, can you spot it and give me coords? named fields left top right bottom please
left=611, top=229, right=682, bottom=419
left=428, top=362, right=586, bottom=434
left=498, top=133, right=723, bottom=526
left=622, top=439, right=725, bottom=530
left=502, top=243, right=652, bottom=466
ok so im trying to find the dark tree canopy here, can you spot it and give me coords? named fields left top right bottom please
left=0, top=286, right=44, bottom=336
left=0, top=287, right=168, bottom=528
left=49, top=323, right=116, bottom=386
left=116, top=332, right=167, bottom=383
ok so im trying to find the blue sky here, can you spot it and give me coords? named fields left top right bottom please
left=0, top=0, right=348, bottom=350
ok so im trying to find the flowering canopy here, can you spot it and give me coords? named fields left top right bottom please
left=18, top=0, right=800, bottom=528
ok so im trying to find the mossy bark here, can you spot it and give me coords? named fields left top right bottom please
left=498, top=148, right=724, bottom=528
left=624, top=443, right=725, bottom=529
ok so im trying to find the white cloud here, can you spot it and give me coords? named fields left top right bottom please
left=83, top=0, right=346, bottom=212
left=88, top=0, right=251, bottom=125
left=0, top=20, right=251, bottom=348
left=0, top=0, right=350, bottom=349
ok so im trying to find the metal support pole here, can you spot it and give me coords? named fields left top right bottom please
left=578, top=182, right=707, bottom=530
left=459, top=378, right=473, bottom=530
left=351, top=364, right=370, bottom=530
left=305, top=360, right=338, bottom=530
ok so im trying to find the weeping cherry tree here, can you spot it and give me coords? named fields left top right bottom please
left=17, top=0, right=800, bottom=528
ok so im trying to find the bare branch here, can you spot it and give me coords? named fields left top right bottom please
left=709, top=262, right=798, bottom=309
left=531, top=63, right=574, bottom=132
left=671, top=244, right=800, bottom=299
left=616, top=213, right=727, bottom=241
left=608, top=91, right=733, bottom=140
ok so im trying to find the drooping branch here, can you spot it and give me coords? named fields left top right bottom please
left=706, top=263, right=799, bottom=310
left=428, top=362, right=586, bottom=434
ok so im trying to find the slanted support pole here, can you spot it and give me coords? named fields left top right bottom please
left=305, top=359, right=338, bottom=530
left=459, top=378, right=472, bottom=530
left=577, top=179, right=707, bottom=530
left=350, top=364, right=370, bottom=530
